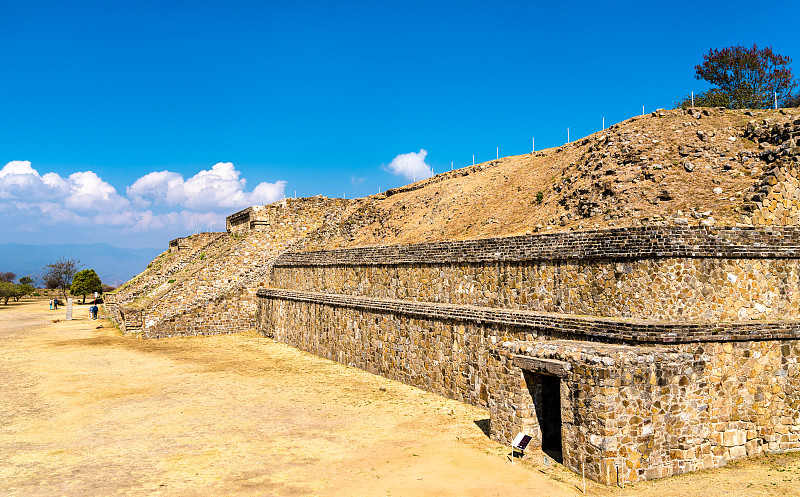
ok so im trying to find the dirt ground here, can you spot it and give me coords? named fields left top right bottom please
left=1, top=300, right=799, bottom=496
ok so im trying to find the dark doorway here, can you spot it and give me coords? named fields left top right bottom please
left=539, top=374, right=563, bottom=463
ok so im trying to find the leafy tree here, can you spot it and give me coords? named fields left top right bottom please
left=0, top=272, right=16, bottom=283
left=18, top=275, right=34, bottom=286
left=693, top=44, right=797, bottom=109
left=0, top=281, right=14, bottom=304
left=675, top=88, right=731, bottom=109
left=12, top=284, right=34, bottom=301
left=42, top=257, right=81, bottom=301
left=70, top=269, right=102, bottom=304
left=783, top=92, right=800, bottom=108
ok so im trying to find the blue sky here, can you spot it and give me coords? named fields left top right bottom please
left=2, top=0, right=799, bottom=248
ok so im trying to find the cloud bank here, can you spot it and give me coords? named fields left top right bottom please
left=127, top=162, right=286, bottom=211
left=386, top=149, right=433, bottom=182
left=0, top=161, right=286, bottom=247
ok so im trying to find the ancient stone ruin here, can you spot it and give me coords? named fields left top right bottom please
left=107, top=108, right=800, bottom=485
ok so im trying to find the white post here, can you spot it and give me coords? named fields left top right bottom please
left=602, top=116, right=605, bottom=129
left=691, top=91, right=694, bottom=106
left=567, top=127, right=570, bottom=144
left=496, top=147, right=499, bottom=160
left=642, top=105, right=645, bottom=115
left=582, top=461, right=585, bottom=494
left=413, top=173, right=416, bottom=182
left=532, top=137, right=535, bottom=152
left=451, top=161, right=453, bottom=170
left=472, top=154, right=475, bottom=165
left=775, top=91, right=778, bottom=109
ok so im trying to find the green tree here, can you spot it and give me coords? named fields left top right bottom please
left=675, top=88, right=731, bottom=109
left=18, top=275, right=34, bottom=286
left=0, top=281, right=14, bottom=304
left=12, top=284, right=34, bottom=301
left=43, top=257, right=81, bottom=301
left=784, top=92, right=800, bottom=108
left=691, top=44, right=797, bottom=109
left=70, top=269, right=102, bottom=304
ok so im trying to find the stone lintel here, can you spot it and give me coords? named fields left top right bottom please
left=513, top=355, right=571, bottom=377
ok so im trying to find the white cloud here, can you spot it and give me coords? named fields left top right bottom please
left=127, top=170, right=184, bottom=208
left=0, top=161, right=288, bottom=247
left=0, top=161, right=69, bottom=200
left=63, top=171, right=131, bottom=211
left=127, top=162, right=286, bottom=211
left=0, top=161, right=128, bottom=211
left=385, top=149, right=433, bottom=182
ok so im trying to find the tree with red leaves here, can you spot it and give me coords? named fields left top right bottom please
left=695, top=44, right=797, bottom=109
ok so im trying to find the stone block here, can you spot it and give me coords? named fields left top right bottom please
left=723, top=430, right=746, bottom=447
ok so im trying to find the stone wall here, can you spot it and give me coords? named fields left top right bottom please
left=141, top=285, right=259, bottom=339
left=272, top=258, right=800, bottom=323
left=495, top=339, right=800, bottom=484
left=271, top=226, right=800, bottom=323
left=107, top=196, right=360, bottom=338
left=742, top=118, right=800, bottom=226
left=258, top=295, right=535, bottom=416
left=226, top=196, right=356, bottom=236
left=257, top=226, right=800, bottom=484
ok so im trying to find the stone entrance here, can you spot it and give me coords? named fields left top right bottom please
left=517, top=356, right=571, bottom=464
left=539, top=373, right=562, bottom=463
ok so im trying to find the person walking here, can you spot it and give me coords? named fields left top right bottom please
left=49, top=298, right=53, bottom=310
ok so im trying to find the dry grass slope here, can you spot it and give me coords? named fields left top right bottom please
left=300, top=107, right=799, bottom=250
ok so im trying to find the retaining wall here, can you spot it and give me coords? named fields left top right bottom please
left=257, top=226, right=800, bottom=484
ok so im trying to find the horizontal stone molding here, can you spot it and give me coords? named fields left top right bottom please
left=257, top=288, right=800, bottom=343
left=273, top=226, right=800, bottom=267
left=513, top=355, right=571, bottom=376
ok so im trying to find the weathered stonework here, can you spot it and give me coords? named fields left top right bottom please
left=256, top=226, right=800, bottom=484
left=106, top=197, right=357, bottom=337
left=108, top=196, right=800, bottom=485
left=741, top=118, right=800, bottom=227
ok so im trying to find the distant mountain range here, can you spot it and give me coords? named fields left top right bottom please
left=0, top=243, right=164, bottom=287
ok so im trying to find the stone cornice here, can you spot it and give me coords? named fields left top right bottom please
left=258, top=288, right=800, bottom=343
left=273, top=226, right=800, bottom=267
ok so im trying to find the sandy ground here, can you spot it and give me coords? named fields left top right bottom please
left=1, top=300, right=799, bottom=496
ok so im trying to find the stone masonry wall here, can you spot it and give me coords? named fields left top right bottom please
left=494, top=339, right=800, bottom=484
left=272, top=258, right=800, bottom=323
left=107, top=196, right=360, bottom=338
left=142, top=285, right=259, bottom=339
left=271, top=226, right=800, bottom=323
left=258, top=295, right=538, bottom=418
left=258, top=225, right=800, bottom=484
left=742, top=118, right=800, bottom=226
left=226, top=196, right=356, bottom=236
left=259, top=287, right=800, bottom=484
